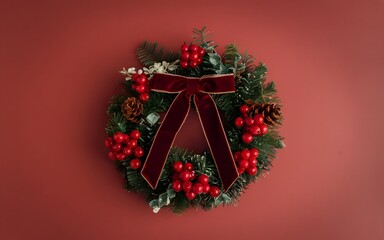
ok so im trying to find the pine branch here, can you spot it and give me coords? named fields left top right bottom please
left=236, top=63, right=268, bottom=101
left=223, top=43, right=247, bottom=80
left=223, top=44, right=240, bottom=66
left=107, top=95, right=126, bottom=114
left=105, top=112, right=128, bottom=135
left=192, top=26, right=216, bottom=49
left=213, top=93, right=241, bottom=121
left=136, top=41, right=180, bottom=67
left=242, top=52, right=256, bottom=73
left=142, top=91, right=174, bottom=116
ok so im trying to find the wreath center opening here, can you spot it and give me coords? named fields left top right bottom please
left=161, top=108, right=209, bottom=154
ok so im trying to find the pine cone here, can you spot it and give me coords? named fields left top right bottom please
left=121, top=97, right=143, bottom=123
left=249, top=103, right=281, bottom=126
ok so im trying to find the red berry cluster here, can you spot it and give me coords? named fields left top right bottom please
left=131, top=73, right=150, bottom=102
left=104, top=130, right=144, bottom=169
left=233, top=148, right=259, bottom=175
left=171, top=161, right=221, bottom=200
left=180, top=44, right=205, bottom=69
left=234, top=105, right=269, bottom=144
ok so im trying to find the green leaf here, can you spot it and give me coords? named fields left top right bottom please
left=146, top=113, right=160, bottom=126
left=208, top=53, right=221, bottom=67
left=149, top=186, right=176, bottom=211
left=214, top=193, right=232, bottom=206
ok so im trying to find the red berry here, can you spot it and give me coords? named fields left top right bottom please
left=234, top=117, right=244, bottom=128
left=112, top=143, right=122, bottom=152
left=104, top=137, right=113, bottom=147
left=192, top=183, right=204, bottom=195
left=124, top=137, right=131, bottom=145
left=181, top=44, right=189, bottom=52
left=249, top=158, right=257, bottom=166
left=242, top=132, right=253, bottom=144
left=250, top=148, right=259, bottom=158
left=135, top=85, right=146, bottom=93
left=130, top=130, right=140, bottom=140
left=179, top=170, right=191, bottom=181
left=234, top=151, right=241, bottom=161
left=197, top=46, right=205, bottom=56
left=238, top=167, right=245, bottom=174
left=198, top=174, right=209, bottom=185
left=240, top=105, right=249, bottom=114
left=184, top=162, right=193, bottom=171
left=259, top=123, right=268, bottom=135
left=172, top=180, right=182, bottom=192
left=239, top=159, right=249, bottom=169
left=189, top=52, right=199, bottom=61
left=189, top=44, right=199, bottom=52
left=245, top=117, right=254, bottom=126
left=189, top=170, right=196, bottom=180
left=202, top=184, right=210, bottom=194
left=249, top=125, right=261, bottom=136
left=130, top=158, right=141, bottom=169
left=139, top=93, right=149, bottom=102
left=108, top=151, right=116, bottom=160
left=131, top=83, right=137, bottom=91
left=180, top=60, right=188, bottom=68
left=122, top=147, right=133, bottom=156
left=182, top=181, right=192, bottom=192
left=115, top=153, right=126, bottom=161
left=240, top=149, right=250, bottom=159
left=127, top=139, right=137, bottom=148
left=209, top=186, right=221, bottom=197
left=185, top=191, right=196, bottom=200
left=246, top=165, right=257, bottom=175
left=189, top=60, right=198, bottom=68
left=253, top=114, right=264, bottom=125
left=113, top=132, right=125, bottom=143
left=196, top=57, right=202, bottom=65
left=173, top=161, right=183, bottom=172
left=181, top=52, right=190, bottom=61
left=122, top=134, right=129, bottom=141
left=135, top=74, right=147, bottom=85
left=133, top=147, right=144, bottom=158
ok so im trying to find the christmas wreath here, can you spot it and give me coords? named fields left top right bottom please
left=105, top=27, right=284, bottom=213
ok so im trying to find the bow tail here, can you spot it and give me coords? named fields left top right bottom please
left=141, top=91, right=191, bottom=189
left=194, top=93, right=239, bottom=191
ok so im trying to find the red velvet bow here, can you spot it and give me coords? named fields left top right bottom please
left=141, top=73, right=239, bottom=191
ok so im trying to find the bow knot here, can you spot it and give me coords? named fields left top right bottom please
left=141, top=73, right=239, bottom=191
left=186, top=78, right=200, bottom=96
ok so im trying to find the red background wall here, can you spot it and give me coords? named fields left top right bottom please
left=1, top=0, right=383, bottom=239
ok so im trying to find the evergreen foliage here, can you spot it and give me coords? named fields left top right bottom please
left=136, top=41, right=180, bottom=67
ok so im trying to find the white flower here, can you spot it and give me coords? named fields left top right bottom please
left=127, top=67, right=136, bottom=74
left=120, top=67, right=137, bottom=81
left=120, top=60, right=179, bottom=81
left=147, top=60, right=179, bottom=75
left=143, top=67, right=150, bottom=75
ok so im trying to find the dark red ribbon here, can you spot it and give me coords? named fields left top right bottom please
left=141, top=73, right=239, bottom=191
